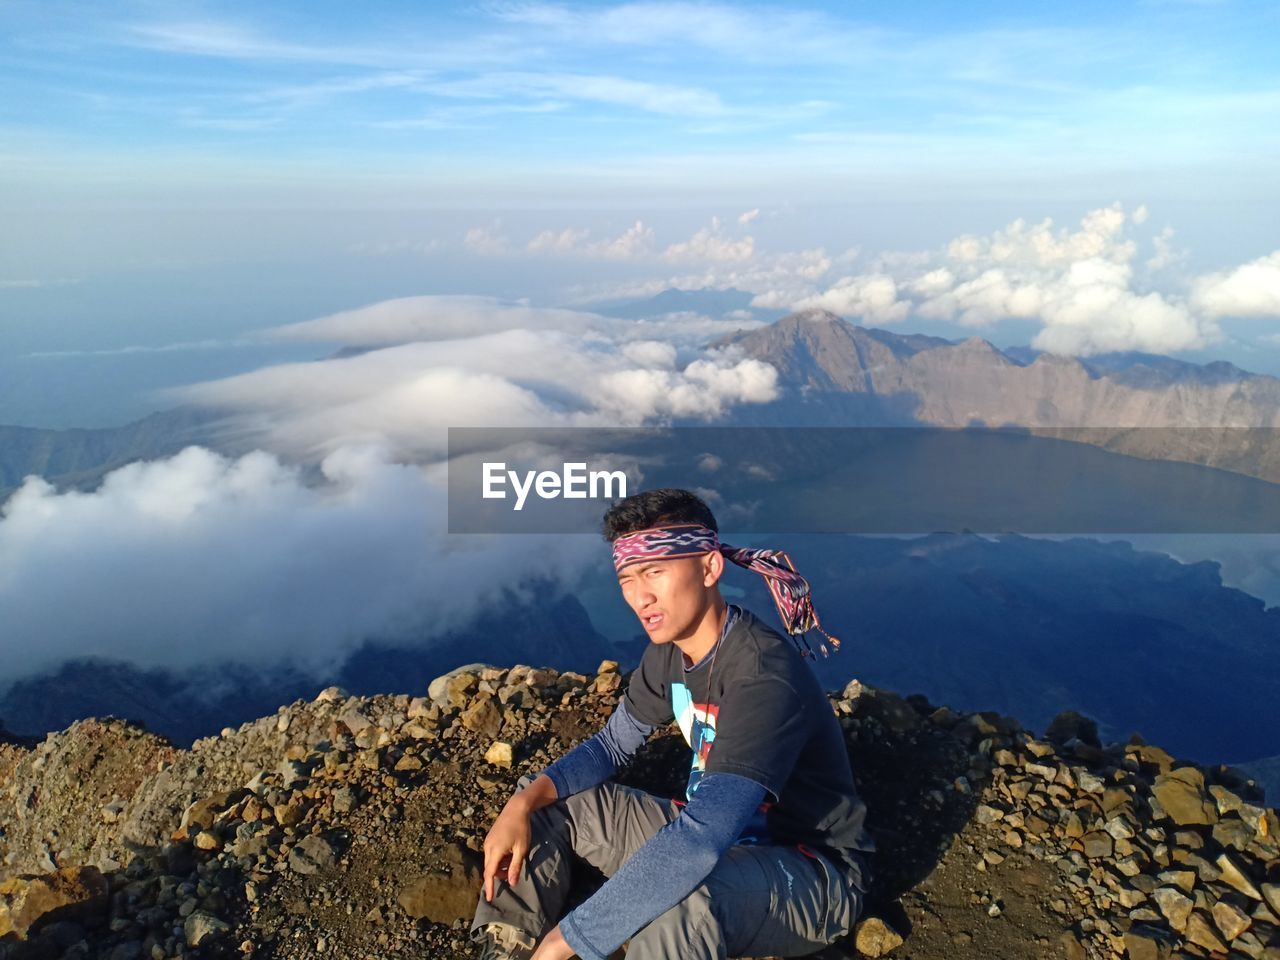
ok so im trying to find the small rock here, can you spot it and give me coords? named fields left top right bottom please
left=1152, top=886, right=1193, bottom=932
left=193, top=830, right=221, bottom=851
left=485, top=741, right=514, bottom=767
left=1184, top=910, right=1227, bottom=953
left=333, top=785, right=360, bottom=815
left=288, top=834, right=337, bottom=875
left=184, top=911, right=230, bottom=947
left=854, top=916, right=904, bottom=957
left=1211, top=899, right=1252, bottom=940
left=1215, top=852, right=1262, bottom=900
left=460, top=699, right=503, bottom=739
left=1151, top=767, right=1217, bottom=826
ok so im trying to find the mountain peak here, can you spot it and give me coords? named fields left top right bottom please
left=953, top=335, right=1001, bottom=354
left=1, top=665, right=1274, bottom=958
left=779, top=307, right=846, bottom=326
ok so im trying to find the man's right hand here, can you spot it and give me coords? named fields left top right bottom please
left=482, top=802, right=532, bottom=902
left=482, top=774, right=559, bottom=902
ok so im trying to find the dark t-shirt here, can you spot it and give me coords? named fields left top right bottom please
left=624, top=603, right=876, bottom=891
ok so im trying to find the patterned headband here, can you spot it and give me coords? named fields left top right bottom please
left=612, top=522, right=841, bottom=658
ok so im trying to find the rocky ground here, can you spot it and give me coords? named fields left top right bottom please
left=1, top=662, right=1277, bottom=960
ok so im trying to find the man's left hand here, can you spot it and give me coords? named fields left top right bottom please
left=530, top=923, right=575, bottom=960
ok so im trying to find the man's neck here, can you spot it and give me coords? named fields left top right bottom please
left=675, top=597, right=729, bottom=668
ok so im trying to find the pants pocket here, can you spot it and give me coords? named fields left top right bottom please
left=809, top=849, right=856, bottom=943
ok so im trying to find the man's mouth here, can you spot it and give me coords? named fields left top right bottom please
left=642, top=612, right=665, bottom=630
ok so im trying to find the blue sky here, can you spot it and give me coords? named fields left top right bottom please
left=2, top=1, right=1280, bottom=426
left=5, top=0, right=1278, bottom=206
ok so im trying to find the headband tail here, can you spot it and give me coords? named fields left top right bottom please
left=720, top=544, right=842, bottom=659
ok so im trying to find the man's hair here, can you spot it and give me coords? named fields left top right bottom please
left=601, top=488, right=718, bottom=543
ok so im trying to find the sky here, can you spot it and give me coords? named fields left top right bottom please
left=3, top=2, right=1280, bottom=696
left=3, top=2, right=1279, bottom=408
left=3, top=0, right=1279, bottom=210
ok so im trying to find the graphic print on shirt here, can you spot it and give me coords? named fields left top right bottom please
left=670, top=681, right=718, bottom=800
left=671, top=679, right=773, bottom=843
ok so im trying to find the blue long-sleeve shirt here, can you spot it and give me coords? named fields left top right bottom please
left=540, top=696, right=655, bottom=799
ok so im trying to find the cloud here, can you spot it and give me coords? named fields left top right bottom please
left=424, top=71, right=724, bottom=117
left=662, top=216, right=755, bottom=264
left=525, top=220, right=657, bottom=260
left=499, top=216, right=765, bottom=265
left=527, top=227, right=592, bottom=254
left=1145, top=226, right=1187, bottom=272
left=909, top=267, right=955, bottom=297
left=944, top=203, right=1135, bottom=268
left=0, top=291, right=783, bottom=694
left=1026, top=261, right=1210, bottom=356
left=484, top=2, right=882, bottom=65
left=540, top=202, right=1277, bottom=358
left=1191, top=250, right=1280, bottom=318
left=463, top=221, right=510, bottom=255
left=266, top=295, right=604, bottom=344
left=168, top=296, right=779, bottom=459
left=565, top=245, right=843, bottom=310
left=760, top=273, right=909, bottom=325
left=918, top=205, right=1217, bottom=354
left=595, top=357, right=777, bottom=420
left=750, top=203, right=1222, bottom=356
left=737, top=208, right=760, bottom=225
left=26, top=338, right=258, bottom=358
left=0, top=443, right=596, bottom=685
left=600, top=220, right=658, bottom=259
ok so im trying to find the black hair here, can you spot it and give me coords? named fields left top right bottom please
left=601, top=488, right=718, bottom=543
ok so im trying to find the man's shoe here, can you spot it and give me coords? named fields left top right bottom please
left=474, top=922, right=536, bottom=960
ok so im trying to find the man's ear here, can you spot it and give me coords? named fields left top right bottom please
left=702, top=550, right=724, bottom=588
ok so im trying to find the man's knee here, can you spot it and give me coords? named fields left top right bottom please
left=627, top=885, right=719, bottom=955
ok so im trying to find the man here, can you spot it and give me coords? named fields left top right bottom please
left=471, top=488, right=875, bottom=960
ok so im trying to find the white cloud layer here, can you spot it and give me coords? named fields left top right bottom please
left=762, top=273, right=908, bottom=325
left=0, top=292, right=781, bottom=693
left=170, top=296, right=778, bottom=459
left=0, top=444, right=596, bottom=684
left=1192, top=251, right=1280, bottom=318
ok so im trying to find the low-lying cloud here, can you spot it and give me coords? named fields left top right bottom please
left=0, top=294, right=778, bottom=696
left=0, top=443, right=598, bottom=687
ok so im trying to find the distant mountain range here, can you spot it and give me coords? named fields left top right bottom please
left=7, top=303, right=1280, bottom=500
left=0, top=405, right=258, bottom=502
left=709, top=308, right=1280, bottom=484
left=589, top=286, right=774, bottom=321
left=712, top=308, right=1280, bottom=428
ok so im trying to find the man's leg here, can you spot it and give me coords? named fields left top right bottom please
left=471, top=775, right=680, bottom=942
left=625, top=844, right=862, bottom=960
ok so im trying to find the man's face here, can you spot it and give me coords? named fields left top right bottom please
left=616, top=551, right=721, bottom=644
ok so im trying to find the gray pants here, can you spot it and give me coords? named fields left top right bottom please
left=472, top=776, right=862, bottom=959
